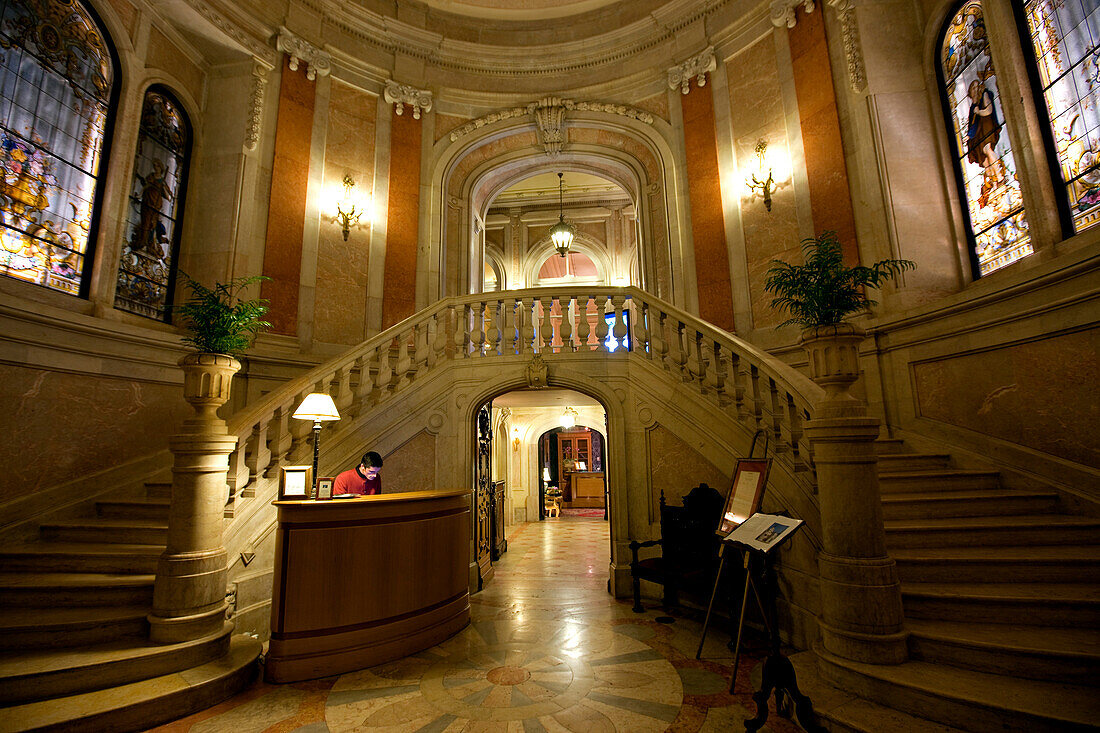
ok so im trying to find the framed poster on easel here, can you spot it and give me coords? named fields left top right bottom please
left=718, top=458, right=770, bottom=534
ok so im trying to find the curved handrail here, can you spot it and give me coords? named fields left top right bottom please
left=221, top=287, right=826, bottom=541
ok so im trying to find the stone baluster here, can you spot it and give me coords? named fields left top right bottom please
left=149, top=353, right=241, bottom=643
left=414, top=321, right=430, bottom=377
left=651, top=308, right=669, bottom=367
left=538, top=296, right=553, bottom=352
left=332, top=365, right=354, bottom=416
left=666, top=318, right=687, bottom=378
left=353, top=351, right=376, bottom=410
left=226, top=440, right=249, bottom=506
left=631, top=300, right=648, bottom=354
left=454, top=304, right=470, bottom=358
left=705, top=341, right=724, bottom=397
left=245, top=417, right=271, bottom=483
left=517, top=298, right=532, bottom=354
left=594, top=296, right=610, bottom=352
left=611, top=295, right=628, bottom=352
left=375, top=341, right=394, bottom=396
left=684, top=328, right=702, bottom=384
left=431, top=311, right=448, bottom=365
left=767, top=377, right=787, bottom=455
left=802, top=324, right=908, bottom=665
left=485, top=299, right=501, bottom=356
left=266, top=401, right=294, bottom=471
left=747, top=365, right=765, bottom=429
left=576, top=296, right=591, bottom=350
left=395, top=329, right=414, bottom=390
left=558, top=296, right=573, bottom=352
left=727, top=352, right=747, bottom=418
left=786, top=393, right=808, bottom=472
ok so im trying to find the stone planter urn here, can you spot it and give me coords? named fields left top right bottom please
left=178, top=352, right=241, bottom=428
left=799, top=323, right=865, bottom=409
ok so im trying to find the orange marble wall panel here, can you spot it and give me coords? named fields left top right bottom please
left=315, top=81, right=377, bottom=345
left=913, top=329, right=1100, bottom=468
left=681, top=84, right=735, bottom=332
left=262, top=58, right=315, bottom=335
left=788, top=6, right=859, bottom=264
left=382, top=111, right=423, bottom=328
left=0, top=366, right=190, bottom=503
left=145, top=27, right=203, bottom=105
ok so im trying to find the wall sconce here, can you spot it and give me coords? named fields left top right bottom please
left=512, top=425, right=521, bottom=452
left=560, top=406, right=577, bottom=429
left=332, top=174, right=370, bottom=241
left=745, top=140, right=788, bottom=212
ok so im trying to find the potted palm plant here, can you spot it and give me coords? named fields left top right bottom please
left=174, top=274, right=271, bottom=422
left=764, top=231, right=913, bottom=401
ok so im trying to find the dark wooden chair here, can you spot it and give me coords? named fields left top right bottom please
left=629, top=483, right=725, bottom=613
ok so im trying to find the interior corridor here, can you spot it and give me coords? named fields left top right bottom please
left=149, top=517, right=808, bottom=733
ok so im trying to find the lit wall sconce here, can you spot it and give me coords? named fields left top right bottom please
left=560, top=406, right=577, bottom=429
left=332, top=174, right=371, bottom=241
left=745, top=140, right=788, bottom=212
left=512, top=425, right=521, bottom=452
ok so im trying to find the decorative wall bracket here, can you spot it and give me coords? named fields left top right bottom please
left=533, top=98, right=567, bottom=156
left=667, top=46, right=716, bottom=95
left=525, top=354, right=549, bottom=389
left=449, top=97, right=653, bottom=143
left=276, top=28, right=331, bottom=81
left=770, top=0, right=815, bottom=28
left=385, top=81, right=433, bottom=119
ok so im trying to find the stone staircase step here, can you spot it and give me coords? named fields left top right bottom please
left=881, top=489, right=1059, bottom=520
left=40, top=519, right=168, bottom=545
left=144, top=482, right=172, bottom=500
left=891, top=545, right=1100, bottom=584
left=0, top=543, right=163, bottom=573
left=901, top=582, right=1100, bottom=626
left=815, top=643, right=1098, bottom=733
left=0, top=572, right=154, bottom=607
left=0, top=605, right=148, bottom=650
left=879, top=470, right=1001, bottom=493
left=874, top=438, right=907, bottom=454
left=876, top=453, right=952, bottom=473
left=95, top=498, right=171, bottom=521
left=884, top=515, right=1100, bottom=547
left=0, top=633, right=260, bottom=733
left=0, top=622, right=232, bottom=705
left=905, top=619, right=1100, bottom=684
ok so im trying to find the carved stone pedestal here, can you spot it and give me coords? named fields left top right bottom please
left=149, top=353, right=240, bottom=643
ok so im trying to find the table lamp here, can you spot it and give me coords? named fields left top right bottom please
left=292, top=393, right=341, bottom=496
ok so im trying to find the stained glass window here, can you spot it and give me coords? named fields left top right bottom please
left=1024, top=0, right=1100, bottom=235
left=0, top=0, right=113, bottom=295
left=940, top=0, right=1032, bottom=277
left=115, top=87, right=189, bottom=320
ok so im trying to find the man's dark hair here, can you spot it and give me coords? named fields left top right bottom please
left=361, top=451, right=383, bottom=468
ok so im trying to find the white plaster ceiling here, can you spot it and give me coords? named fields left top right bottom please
left=492, top=388, right=602, bottom=409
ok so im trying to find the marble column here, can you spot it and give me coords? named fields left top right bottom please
left=148, top=353, right=240, bottom=643
left=803, top=325, right=908, bottom=664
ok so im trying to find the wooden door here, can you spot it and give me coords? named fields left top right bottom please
left=556, top=430, right=591, bottom=503
left=476, top=406, right=493, bottom=587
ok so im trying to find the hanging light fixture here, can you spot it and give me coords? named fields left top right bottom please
left=560, top=406, right=577, bottom=428
left=549, top=172, right=575, bottom=258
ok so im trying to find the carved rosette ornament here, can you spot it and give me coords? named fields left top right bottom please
left=667, top=46, right=716, bottom=95
left=276, top=28, right=331, bottom=81
left=385, top=81, right=433, bottom=120
left=770, top=0, right=816, bottom=28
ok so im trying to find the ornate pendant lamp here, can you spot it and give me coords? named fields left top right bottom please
left=549, top=172, right=575, bottom=258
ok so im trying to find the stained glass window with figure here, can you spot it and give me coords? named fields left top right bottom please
left=1024, top=0, right=1100, bottom=236
left=0, top=0, right=114, bottom=295
left=115, top=87, right=189, bottom=320
left=939, top=0, right=1032, bottom=277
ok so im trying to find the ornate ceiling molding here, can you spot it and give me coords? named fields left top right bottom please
left=276, top=28, right=332, bottom=81
left=827, top=0, right=866, bottom=93
left=384, top=81, right=434, bottom=119
left=667, top=46, right=716, bottom=94
left=449, top=98, right=654, bottom=144
left=181, top=0, right=277, bottom=66
left=770, top=0, right=815, bottom=28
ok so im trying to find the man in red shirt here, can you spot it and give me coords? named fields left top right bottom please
left=333, top=451, right=383, bottom=495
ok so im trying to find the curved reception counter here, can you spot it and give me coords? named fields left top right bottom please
left=266, top=489, right=472, bottom=683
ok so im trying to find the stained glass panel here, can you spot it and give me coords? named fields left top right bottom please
left=0, top=0, right=112, bottom=295
left=1025, top=0, right=1100, bottom=234
left=115, top=88, right=189, bottom=320
left=941, top=0, right=1032, bottom=276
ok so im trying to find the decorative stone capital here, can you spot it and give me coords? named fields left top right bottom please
left=667, top=46, right=716, bottom=95
left=276, top=28, right=331, bottom=81
left=771, top=0, right=816, bottom=28
left=384, top=81, right=433, bottom=119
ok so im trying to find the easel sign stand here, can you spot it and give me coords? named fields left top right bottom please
left=726, top=513, right=823, bottom=733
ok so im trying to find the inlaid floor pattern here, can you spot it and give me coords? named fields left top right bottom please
left=148, top=517, right=804, bottom=733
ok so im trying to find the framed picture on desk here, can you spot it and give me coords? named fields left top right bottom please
left=316, top=477, right=334, bottom=500
left=718, top=458, right=770, bottom=534
left=279, top=465, right=313, bottom=501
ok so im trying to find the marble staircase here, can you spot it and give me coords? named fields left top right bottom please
left=0, top=481, right=260, bottom=732
left=813, top=439, right=1100, bottom=733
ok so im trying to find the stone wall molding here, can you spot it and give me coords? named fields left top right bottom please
left=449, top=98, right=654, bottom=143
left=827, top=0, right=866, bottom=92
left=244, top=60, right=268, bottom=151
left=181, top=0, right=277, bottom=66
left=276, top=27, right=331, bottom=81
left=771, top=0, right=816, bottom=28
left=384, top=81, right=434, bottom=119
left=667, top=46, right=716, bottom=95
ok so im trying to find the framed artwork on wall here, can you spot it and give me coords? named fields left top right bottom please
left=279, top=466, right=313, bottom=501
left=717, top=458, right=770, bottom=535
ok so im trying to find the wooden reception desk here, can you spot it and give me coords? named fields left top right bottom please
left=266, top=489, right=471, bottom=683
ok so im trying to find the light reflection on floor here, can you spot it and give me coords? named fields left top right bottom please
left=148, top=516, right=797, bottom=732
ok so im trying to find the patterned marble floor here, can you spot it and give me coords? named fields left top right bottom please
left=149, top=517, right=802, bottom=733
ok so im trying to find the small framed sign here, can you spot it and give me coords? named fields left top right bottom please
left=316, top=477, right=334, bottom=500
left=278, top=465, right=313, bottom=501
left=717, top=458, right=770, bottom=535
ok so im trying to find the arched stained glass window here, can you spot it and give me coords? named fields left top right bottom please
left=115, top=87, right=190, bottom=320
left=0, top=0, right=114, bottom=295
left=939, top=0, right=1032, bottom=277
left=1023, top=0, right=1100, bottom=235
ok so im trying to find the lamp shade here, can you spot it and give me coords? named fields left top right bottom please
left=292, top=393, right=341, bottom=421
left=560, top=407, right=576, bottom=428
left=542, top=467, right=551, bottom=482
